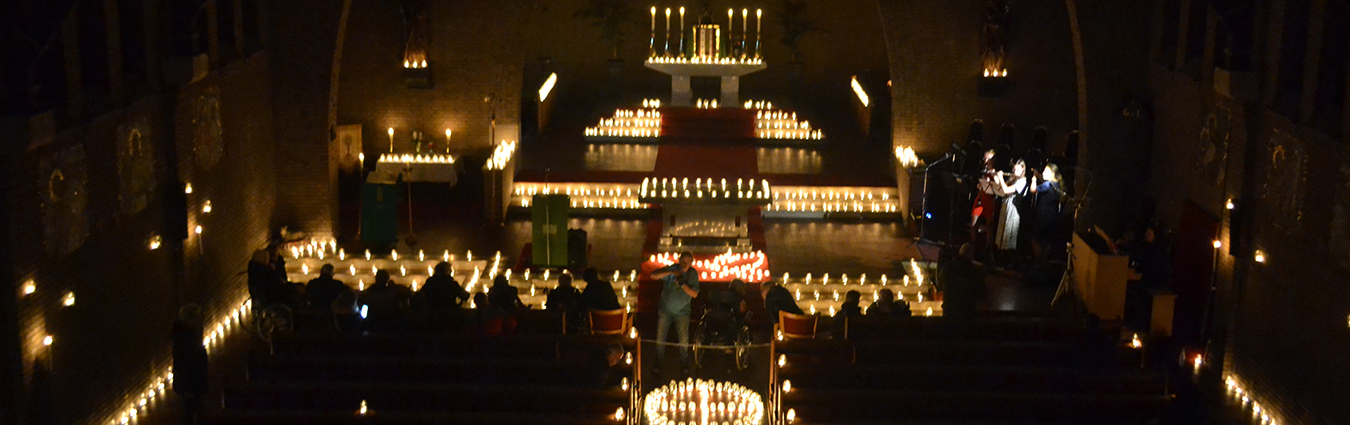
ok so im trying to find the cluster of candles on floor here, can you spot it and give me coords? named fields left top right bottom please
left=485, top=140, right=517, bottom=170
left=647, top=55, right=765, bottom=65
left=640, top=177, right=772, bottom=201
left=765, top=201, right=899, bottom=214
left=647, top=250, right=770, bottom=283
left=756, top=110, right=823, bottom=140
left=585, top=108, right=663, bottom=138
left=643, top=379, right=765, bottom=425
left=1225, top=375, right=1281, bottom=425
left=777, top=260, right=943, bottom=317
left=106, top=297, right=252, bottom=425
left=378, top=153, right=456, bottom=164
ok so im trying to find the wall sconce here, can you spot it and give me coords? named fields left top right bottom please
left=202, top=200, right=212, bottom=214
left=63, top=292, right=75, bottom=307
left=148, top=235, right=162, bottom=250
left=1254, top=250, right=1266, bottom=263
left=22, top=280, right=36, bottom=296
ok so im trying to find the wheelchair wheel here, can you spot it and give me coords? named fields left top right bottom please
left=734, top=326, right=753, bottom=370
left=692, top=322, right=707, bottom=369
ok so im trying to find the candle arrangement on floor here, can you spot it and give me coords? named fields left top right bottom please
left=644, top=379, right=765, bottom=425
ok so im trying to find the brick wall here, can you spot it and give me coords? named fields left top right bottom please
left=1145, top=0, right=1350, bottom=422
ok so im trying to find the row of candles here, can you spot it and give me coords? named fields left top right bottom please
left=643, top=379, right=765, bottom=425
left=384, top=128, right=452, bottom=155
left=764, top=201, right=900, bottom=214
left=648, top=6, right=764, bottom=61
left=1225, top=375, right=1282, bottom=425
left=585, top=108, right=663, bottom=138
left=377, top=153, right=456, bottom=164
left=105, top=297, right=252, bottom=425
left=640, top=177, right=773, bottom=201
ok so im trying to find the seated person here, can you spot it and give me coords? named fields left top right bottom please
left=703, top=279, right=750, bottom=340
left=547, top=274, right=583, bottom=312
left=475, top=292, right=517, bottom=335
left=419, top=262, right=470, bottom=310
left=834, top=290, right=864, bottom=336
left=760, top=282, right=804, bottom=324
left=581, top=268, right=622, bottom=311
left=305, top=264, right=347, bottom=311
left=331, top=289, right=362, bottom=334
left=488, top=275, right=526, bottom=311
left=361, top=270, right=411, bottom=332
left=868, top=288, right=911, bottom=318
left=561, top=342, right=626, bottom=388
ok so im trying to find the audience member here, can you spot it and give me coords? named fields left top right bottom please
left=305, top=264, right=346, bottom=311
left=172, top=304, right=208, bottom=425
left=247, top=249, right=282, bottom=310
left=488, top=275, right=526, bottom=311
left=331, top=289, right=362, bottom=334
left=419, top=262, right=470, bottom=310
left=939, top=243, right=985, bottom=321
left=549, top=273, right=585, bottom=332
left=868, top=288, right=911, bottom=317
left=362, top=270, right=410, bottom=332
left=563, top=343, right=626, bottom=388
left=581, top=267, right=622, bottom=311
left=760, top=282, right=804, bottom=324
left=475, top=292, right=518, bottom=335
left=834, top=290, right=863, bottom=337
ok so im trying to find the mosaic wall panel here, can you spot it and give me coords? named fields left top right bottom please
left=1330, top=157, right=1350, bottom=268
left=193, top=94, right=224, bottom=169
left=40, top=144, right=90, bottom=255
left=1194, top=107, right=1231, bottom=188
left=1261, top=130, right=1306, bottom=236
left=117, top=119, right=156, bottom=215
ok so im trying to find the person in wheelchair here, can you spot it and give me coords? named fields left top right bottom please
left=694, top=280, right=754, bottom=370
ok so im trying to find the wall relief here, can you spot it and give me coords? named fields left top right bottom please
left=1194, top=108, right=1231, bottom=188
left=117, top=119, right=156, bottom=215
left=1261, top=130, right=1305, bottom=236
left=193, top=94, right=224, bottom=169
left=40, top=144, right=90, bottom=255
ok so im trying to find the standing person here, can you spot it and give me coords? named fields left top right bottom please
left=650, top=251, right=700, bottom=371
left=581, top=267, right=622, bottom=311
left=1030, top=163, right=1063, bottom=260
left=305, top=264, right=346, bottom=311
left=172, top=304, right=208, bottom=425
left=939, top=244, right=986, bottom=321
left=994, top=160, right=1029, bottom=266
left=247, top=249, right=280, bottom=311
left=971, top=150, right=1000, bottom=259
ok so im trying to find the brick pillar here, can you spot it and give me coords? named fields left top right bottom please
left=207, top=0, right=220, bottom=68
left=142, top=0, right=162, bottom=90
left=62, top=18, right=83, bottom=119
left=1261, top=0, right=1286, bottom=108
left=103, top=0, right=125, bottom=106
left=1299, top=0, right=1326, bottom=123
left=1174, top=0, right=1190, bottom=70
left=233, top=0, right=246, bottom=56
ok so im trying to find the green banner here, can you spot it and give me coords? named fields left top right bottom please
left=531, top=194, right=570, bottom=267
left=361, top=181, right=400, bottom=246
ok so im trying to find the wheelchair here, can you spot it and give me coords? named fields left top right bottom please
left=692, top=299, right=754, bottom=371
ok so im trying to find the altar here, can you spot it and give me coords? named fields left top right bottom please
left=645, top=7, right=766, bottom=107
left=372, top=153, right=459, bottom=185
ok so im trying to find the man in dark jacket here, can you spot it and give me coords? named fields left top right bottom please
left=420, top=262, right=470, bottom=309
left=760, top=282, right=804, bottom=324
left=306, top=264, right=347, bottom=311
left=581, top=267, right=622, bottom=311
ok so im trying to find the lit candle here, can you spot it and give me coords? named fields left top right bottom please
left=664, top=8, right=671, bottom=56
left=387, top=128, right=394, bottom=152
left=650, top=7, right=657, bottom=57
left=741, top=9, right=748, bottom=59
left=755, top=9, right=762, bottom=58
left=678, top=7, right=686, bottom=56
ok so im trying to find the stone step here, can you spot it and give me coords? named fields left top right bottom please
left=783, top=389, right=1170, bottom=421
left=207, top=408, right=621, bottom=425
left=224, top=381, right=626, bottom=414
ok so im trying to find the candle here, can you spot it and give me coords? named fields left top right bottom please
left=650, top=7, right=656, bottom=57
left=755, top=9, right=763, bottom=58
left=387, top=127, right=394, bottom=152
left=742, top=9, right=748, bottom=58
left=664, top=8, right=671, bottom=56
left=678, top=7, right=685, bottom=57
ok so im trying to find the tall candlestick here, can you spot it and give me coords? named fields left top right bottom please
left=728, top=9, right=734, bottom=55
left=650, top=7, right=657, bottom=57
left=756, top=9, right=762, bottom=59
left=387, top=127, right=394, bottom=152
left=678, top=7, right=685, bottom=57
left=664, top=8, right=671, bottom=56
left=742, top=9, right=749, bottom=59
left=445, top=129, right=452, bottom=154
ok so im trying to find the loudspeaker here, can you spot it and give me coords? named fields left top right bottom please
left=567, top=229, right=588, bottom=268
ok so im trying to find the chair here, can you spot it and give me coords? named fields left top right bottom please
left=778, top=311, right=818, bottom=340
left=589, top=308, right=628, bottom=335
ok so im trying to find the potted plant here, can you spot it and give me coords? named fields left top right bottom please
left=575, top=0, right=632, bottom=76
left=774, top=0, right=824, bottom=79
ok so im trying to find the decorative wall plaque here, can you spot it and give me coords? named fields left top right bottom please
left=1261, top=130, right=1306, bottom=235
left=193, top=94, right=224, bottom=169
left=1194, top=108, right=1231, bottom=188
left=40, top=144, right=90, bottom=255
left=117, top=119, right=156, bottom=215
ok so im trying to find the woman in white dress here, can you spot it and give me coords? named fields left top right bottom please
left=994, top=159, right=1029, bottom=251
